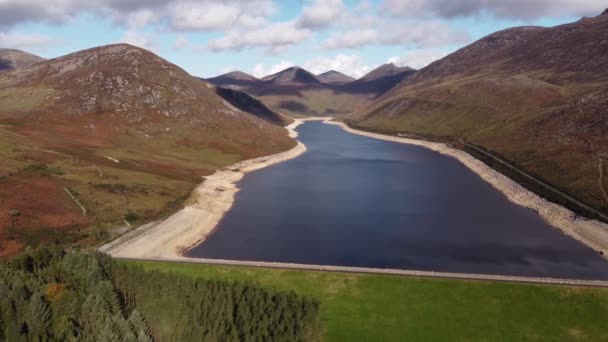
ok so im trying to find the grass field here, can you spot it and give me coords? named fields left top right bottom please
left=124, top=260, right=608, bottom=341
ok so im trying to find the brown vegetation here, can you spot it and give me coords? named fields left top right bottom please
left=0, top=44, right=295, bottom=256
left=351, top=12, right=608, bottom=216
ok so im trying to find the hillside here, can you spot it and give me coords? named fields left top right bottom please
left=357, top=63, right=414, bottom=83
left=206, top=65, right=415, bottom=117
left=317, top=70, right=355, bottom=84
left=0, top=49, right=45, bottom=71
left=262, top=66, right=322, bottom=86
left=343, top=63, right=416, bottom=95
left=0, top=44, right=295, bottom=256
left=205, top=70, right=261, bottom=88
left=351, top=11, right=608, bottom=215
left=214, top=85, right=292, bottom=126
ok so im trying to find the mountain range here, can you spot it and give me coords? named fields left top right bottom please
left=352, top=10, right=608, bottom=214
left=205, top=63, right=416, bottom=117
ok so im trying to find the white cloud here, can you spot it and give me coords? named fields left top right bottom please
left=173, top=35, right=189, bottom=49
left=0, top=0, right=75, bottom=28
left=170, top=2, right=241, bottom=30
left=122, top=9, right=160, bottom=29
left=208, top=21, right=311, bottom=53
left=252, top=60, right=295, bottom=78
left=303, top=54, right=371, bottom=78
left=119, top=30, right=157, bottom=51
left=0, top=31, right=59, bottom=50
left=380, top=0, right=606, bottom=19
left=0, top=0, right=278, bottom=31
left=322, top=22, right=469, bottom=49
left=388, top=48, right=450, bottom=69
left=297, top=0, right=345, bottom=28
left=323, top=29, right=378, bottom=49
left=251, top=54, right=372, bottom=80
left=383, top=22, right=470, bottom=47
left=0, top=0, right=602, bottom=61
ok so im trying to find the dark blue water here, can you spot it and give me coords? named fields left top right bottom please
left=188, top=122, right=608, bottom=279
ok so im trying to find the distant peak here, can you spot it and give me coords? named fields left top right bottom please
left=262, top=66, right=320, bottom=84
left=319, top=70, right=343, bottom=75
left=317, top=70, right=355, bottom=83
left=603, top=8, right=608, bottom=15
left=95, top=43, right=146, bottom=53
left=215, top=70, right=259, bottom=81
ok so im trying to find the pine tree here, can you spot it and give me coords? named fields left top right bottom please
left=25, top=293, right=51, bottom=341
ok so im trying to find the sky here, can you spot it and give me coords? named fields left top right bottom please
left=0, top=0, right=605, bottom=78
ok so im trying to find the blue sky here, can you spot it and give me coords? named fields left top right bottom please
left=0, top=0, right=604, bottom=78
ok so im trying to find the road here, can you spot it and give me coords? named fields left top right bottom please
left=115, top=256, right=608, bottom=288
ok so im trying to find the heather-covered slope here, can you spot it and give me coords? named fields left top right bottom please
left=0, top=44, right=295, bottom=256
left=351, top=12, right=608, bottom=215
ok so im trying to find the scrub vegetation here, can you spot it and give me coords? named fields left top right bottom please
left=0, top=44, right=295, bottom=257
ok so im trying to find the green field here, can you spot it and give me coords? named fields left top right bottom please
left=124, top=260, right=608, bottom=341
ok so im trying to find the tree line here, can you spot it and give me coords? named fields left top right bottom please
left=0, top=247, right=321, bottom=341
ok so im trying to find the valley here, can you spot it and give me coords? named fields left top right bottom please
left=1, top=5, right=608, bottom=341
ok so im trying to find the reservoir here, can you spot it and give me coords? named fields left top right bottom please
left=187, top=121, right=608, bottom=279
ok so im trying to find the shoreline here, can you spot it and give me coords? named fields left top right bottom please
left=324, top=119, right=608, bottom=258
left=102, top=116, right=608, bottom=262
left=100, top=118, right=328, bottom=259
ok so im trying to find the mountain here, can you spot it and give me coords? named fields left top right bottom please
left=0, top=43, right=295, bottom=256
left=344, top=64, right=416, bottom=95
left=357, top=63, right=414, bottom=83
left=214, top=85, right=292, bottom=126
left=206, top=65, right=414, bottom=118
left=262, top=66, right=322, bottom=86
left=317, top=70, right=355, bottom=84
left=0, top=48, right=45, bottom=71
left=205, top=70, right=261, bottom=88
left=351, top=11, right=608, bottom=215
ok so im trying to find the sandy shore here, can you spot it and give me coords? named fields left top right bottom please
left=101, top=119, right=317, bottom=258
left=324, top=119, right=608, bottom=258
